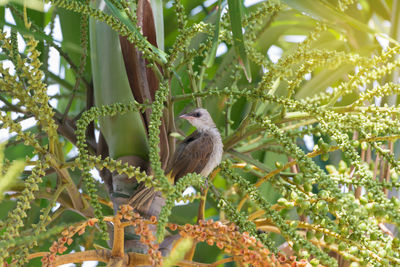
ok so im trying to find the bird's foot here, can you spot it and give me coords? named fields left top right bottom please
left=200, top=177, right=209, bottom=195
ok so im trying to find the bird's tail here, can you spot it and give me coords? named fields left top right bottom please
left=128, top=182, right=164, bottom=217
left=128, top=172, right=173, bottom=215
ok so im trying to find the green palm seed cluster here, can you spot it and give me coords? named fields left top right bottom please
left=76, top=101, right=149, bottom=238
left=157, top=173, right=204, bottom=241
left=48, top=0, right=165, bottom=64
left=0, top=31, right=63, bottom=264
left=208, top=179, right=277, bottom=253
left=2, top=1, right=400, bottom=266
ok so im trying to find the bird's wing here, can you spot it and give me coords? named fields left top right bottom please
left=166, top=130, right=214, bottom=183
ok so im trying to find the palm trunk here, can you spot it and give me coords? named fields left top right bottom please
left=90, top=0, right=176, bottom=260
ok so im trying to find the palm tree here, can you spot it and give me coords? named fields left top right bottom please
left=1, top=0, right=400, bottom=266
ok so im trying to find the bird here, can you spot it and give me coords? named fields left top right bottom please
left=166, top=108, right=223, bottom=184
left=128, top=108, right=222, bottom=214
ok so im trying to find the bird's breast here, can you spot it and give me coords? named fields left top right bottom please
left=200, top=128, right=223, bottom=176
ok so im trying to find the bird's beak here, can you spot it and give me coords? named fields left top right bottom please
left=180, top=114, right=193, bottom=120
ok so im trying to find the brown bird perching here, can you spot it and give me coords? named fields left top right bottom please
left=129, top=108, right=222, bottom=215
left=166, top=108, right=223, bottom=183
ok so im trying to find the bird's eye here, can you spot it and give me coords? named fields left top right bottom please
left=194, top=112, right=201, bottom=117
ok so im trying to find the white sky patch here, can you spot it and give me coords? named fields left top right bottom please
left=60, top=65, right=66, bottom=79
left=95, top=129, right=100, bottom=142
left=44, top=15, right=62, bottom=45
left=46, top=18, right=62, bottom=74
left=90, top=168, right=103, bottom=183
left=59, top=260, right=99, bottom=267
left=98, top=0, right=106, bottom=11
left=53, top=15, right=63, bottom=42
left=48, top=84, right=60, bottom=108
left=0, top=116, right=37, bottom=142
left=3, top=117, right=38, bottom=161
left=2, top=8, right=15, bottom=55
left=303, top=134, right=314, bottom=151
left=244, top=0, right=264, bottom=7
left=284, top=35, right=307, bottom=43
left=44, top=3, right=52, bottom=12
left=358, top=84, right=366, bottom=93
left=49, top=98, right=58, bottom=109
left=304, top=73, right=311, bottom=80
left=11, top=98, right=19, bottom=106
left=0, top=128, right=14, bottom=142
left=25, top=155, right=39, bottom=171
left=340, top=184, right=349, bottom=193
left=2, top=25, right=11, bottom=37
left=66, top=146, right=79, bottom=158
left=216, top=43, right=227, bottom=57
left=5, top=8, right=16, bottom=25
left=376, top=35, right=389, bottom=51
left=165, top=1, right=173, bottom=9
left=190, top=5, right=203, bottom=16
left=382, top=20, right=391, bottom=28
left=374, top=96, right=382, bottom=106
left=11, top=111, right=19, bottom=121
left=204, top=0, right=217, bottom=7
left=47, top=46, right=62, bottom=107
left=1, top=9, right=63, bottom=143
left=82, top=261, right=99, bottom=267
left=220, top=5, right=228, bottom=16
left=16, top=33, right=26, bottom=53
left=21, top=117, right=37, bottom=131
left=51, top=202, right=61, bottom=213
left=360, top=187, right=366, bottom=196
left=267, top=45, right=283, bottom=64
left=48, top=84, right=60, bottom=96
left=262, top=66, right=268, bottom=73
left=44, top=23, right=52, bottom=35
left=326, top=87, right=333, bottom=94
left=175, top=186, right=196, bottom=206
left=2, top=60, right=16, bottom=76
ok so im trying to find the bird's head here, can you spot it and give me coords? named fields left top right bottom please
left=180, top=108, right=216, bottom=130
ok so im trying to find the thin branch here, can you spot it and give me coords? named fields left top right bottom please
left=48, top=155, right=93, bottom=217
left=209, top=257, right=238, bottom=266
left=0, top=95, right=25, bottom=113
left=53, top=249, right=111, bottom=265
left=235, top=134, right=400, bottom=211
left=378, top=223, right=394, bottom=238
left=7, top=5, right=92, bottom=90
left=111, top=217, right=125, bottom=258
left=27, top=252, right=48, bottom=260
left=28, top=249, right=232, bottom=266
